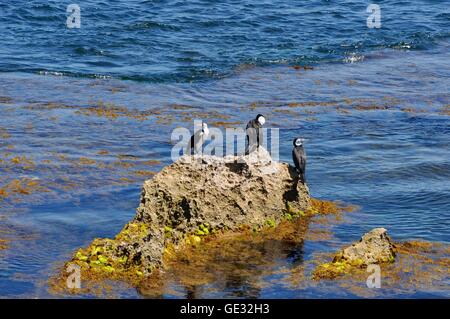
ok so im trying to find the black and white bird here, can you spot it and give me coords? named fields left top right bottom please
left=186, top=122, right=209, bottom=155
left=245, top=114, right=265, bottom=154
left=292, top=137, right=306, bottom=184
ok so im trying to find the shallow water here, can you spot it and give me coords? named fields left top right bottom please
left=0, top=1, right=449, bottom=298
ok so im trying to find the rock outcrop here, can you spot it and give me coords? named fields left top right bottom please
left=313, top=228, right=396, bottom=279
left=333, top=228, right=396, bottom=265
left=69, top=148, right=311, bottom=281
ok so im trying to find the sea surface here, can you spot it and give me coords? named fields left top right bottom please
left=0, top=0, right=449, bottom=298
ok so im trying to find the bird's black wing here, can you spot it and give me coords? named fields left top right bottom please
left=299, top=147, right=306, bottom=173
left=292, top=148, right=300, bottom=171
left=293, top=147, right=306, bottom=172
left=293, top=146, right=307, bottom=183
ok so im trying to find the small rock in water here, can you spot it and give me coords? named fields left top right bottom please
left=313, top=228, right=396, bottom=280
left=333, top=227, right=396, bottom=265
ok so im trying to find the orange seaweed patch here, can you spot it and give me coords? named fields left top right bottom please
left=142, top=160, right=161, bottom=166
left=382, top=96, right=402, bottom=104
left=0, top=188, right=7, bottom=198
left=287, top=101, right=336, bottom=108
left=79, top=157, right=96, bottom=165
left=344, top=98, right=353, bottom=105
left=0, top=238, right=8, bottom=250
left=398, top=107, right=429, bottom=114
left=118, top=177, right=135, bottom=184
left=171, top=104, right=194, bottom=110
left=75, top=101, right=151, bottom=121
left=305, top=227, right=335, bottom=242
left=116, top=154, right=140, bottom=161
left=354, top=105, right=390, bottom=111
left=0, top=178, right=48, bottom=201
left=439, top=105, right=450, bottom=116
left=154, top=218, right=311, bottom=296
left=336, top=107, right=351, bottom=114
left=25, top=101, right=154, bottom=120
left=310, top=198, right=358, bottom=215
left=133, top=170, right=156, bottom=177
left=395, top=240, right=441, bottom=255
left=9, top=155, right=35, bottom=170
left=292, top=65, right=314, bottom=71
left=156, top=114, right=175, bottom=124
left=180, top=110, right=231, bottom=120
left=209, top=121, right=242, bottom=128
left=113, top=160, right=136, bottom=169
left=272, top=109, right=299, bottom=115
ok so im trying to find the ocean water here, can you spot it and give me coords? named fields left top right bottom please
left=0, top=1, right=449, bottom=298
left=1, top=0, right=449, bottom=82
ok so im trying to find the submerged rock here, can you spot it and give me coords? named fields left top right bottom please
left=68, top=148, right=311, bottom=281
left=313, top=228, right=396, bottom=280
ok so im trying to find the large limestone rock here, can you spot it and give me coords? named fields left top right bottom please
left=70, top=148, right=311, bottom=279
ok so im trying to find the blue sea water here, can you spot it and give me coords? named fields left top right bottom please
left=0, top=1, right=449, bottom=298
left=0, top=0, right=449, bottom=82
